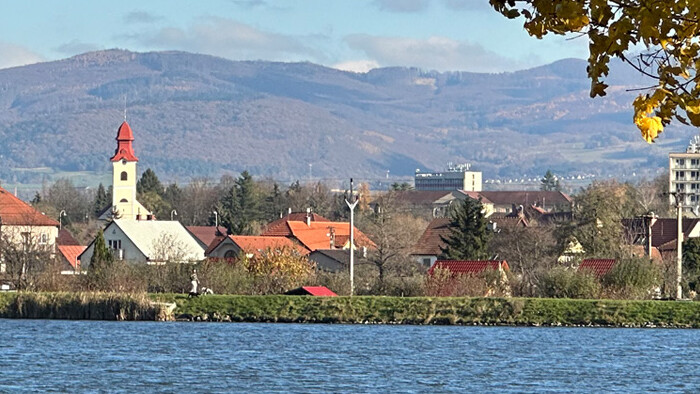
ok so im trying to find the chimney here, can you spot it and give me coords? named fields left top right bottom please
left=288, top=207, right=292, bottom=215
left=328, top=227, right=335, bottom=248
left=306, top=207, right=311, bottom=226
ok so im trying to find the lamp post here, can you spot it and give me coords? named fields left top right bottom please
left=670, top=192, right=684, bottom=300
left=213, top=211, right=219, bottom=228
left=345, top=178, right=358, bottom=296
left=171, top=210, right=178, bottom=221
left=58, top=210, right=66, bottom=230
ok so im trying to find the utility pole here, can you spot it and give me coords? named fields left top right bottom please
left=670, top=191, right=685, bottom=299
left=345, top=178, right=358, bottom=296
left=676, top=198, right=683, bottom=300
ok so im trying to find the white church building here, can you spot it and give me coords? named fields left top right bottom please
left=79, top=121, right=205, bottom=265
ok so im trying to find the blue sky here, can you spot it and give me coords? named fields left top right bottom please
left=0, top=0, right=588, bottom=72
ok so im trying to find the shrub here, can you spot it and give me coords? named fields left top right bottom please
left=601, top=258, right=660, bottom=299
left=538, top=267, right=601, bottom=299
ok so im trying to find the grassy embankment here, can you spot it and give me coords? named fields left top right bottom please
left=155, top=294, right=700, bottom=328
left=3, top=292, right=700, bottom=327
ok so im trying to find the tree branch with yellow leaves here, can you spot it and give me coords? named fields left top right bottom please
left=490, top=0, right=700, bottom=143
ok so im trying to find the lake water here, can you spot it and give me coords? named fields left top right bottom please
left=0, top=320, right=698, bottom=393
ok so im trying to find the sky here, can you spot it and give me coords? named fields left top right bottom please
left=0, top=0, right=589, bottom=73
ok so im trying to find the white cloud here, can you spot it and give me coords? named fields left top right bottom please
left=332, top=60, right=380, bottom=73
left=55, top=40, right=101, bottom=56
left=345, top=34, right=526, bottom=72
left=374, top=0, right=429, bottom=12
left=373, top=0, right=489, bottom=13
left=123, top=11, right=163, bottom=24
left=0, top=41, right=44, bottom=69
left=131, top=17, right=324, bottom=62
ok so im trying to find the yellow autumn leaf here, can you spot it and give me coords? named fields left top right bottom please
left=635, top=115, right=663, bottom=143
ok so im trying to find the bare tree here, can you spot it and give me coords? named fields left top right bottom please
left=488, top=224, right=558, bottom=296
left=359, top=192, right=427, bottom=285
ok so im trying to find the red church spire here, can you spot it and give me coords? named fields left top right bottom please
left=110, top=121, right=139, bottom=162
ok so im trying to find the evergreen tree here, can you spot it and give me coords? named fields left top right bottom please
left=137, top=168, right=164, bottom=196
left=31, top=192, right=42, bottom=204
left=540, top=170, right=561, bottom=192
left=216, top=171, right=262, bottom=235
left=93, top=183, right=108, bottom=217
left=262, top=183, right=284, bottom=221
left=439, top=197, right=491, bottom=260
left=88, top=229, right=114, bottom=290
left=683, top=238, right=700, bottom=292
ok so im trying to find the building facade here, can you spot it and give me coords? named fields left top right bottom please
left=414, top=163, right=482, bottom=191
left=669, top=135, right=700, bottom=211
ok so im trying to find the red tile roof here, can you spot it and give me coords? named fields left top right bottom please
left=285, top=286, right=338, bottom=296
left=578, top=259, right=617, bottom=277
left=186, top=226, right=227, bottom=247
left=204, top=235, right=228, bottom=256
left=479, top=191, right=573, bottom=207
left=428, top=260, right=509, bottom=276
left=57, top=229, right=80, bottom=246
left=230, top=235, right=308, bottom=256
left=458, top=191, right=494, bottom=205
left=622, top=218, right=700, bottom=249
left=411, top=217, right=450, bottom=256
left=262, top=212, right=331, bottom=236
left=0, top=187, right=60, bottom=226
left=391, top=190, right=453, bottom=206
left=58, top=245, right=87, bottom=269
left=286, top=221, right=374, bottom=252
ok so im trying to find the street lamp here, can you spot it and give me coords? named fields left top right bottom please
left=171, top=210, right=178, bottom=221
left=670, top=192, right=685, bottom=300
left=345, top=178, right=359, bottom=296
left=59, top=210, right=66, bottom=230
left=213, top=211, right=219, bottom=228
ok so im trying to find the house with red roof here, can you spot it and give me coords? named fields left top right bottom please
left=186, top=225, right=227, bottom=249
left=427, top=260, right=511, bottom=297
left=0, top=186, right=60, bottom=273
left=57, top=245, right=87, bottom=274
left=207, top=235, right=308, bottom=259
left=260, top=212, right=374, bottom=253
left=577, top=259, right=617, bottom=278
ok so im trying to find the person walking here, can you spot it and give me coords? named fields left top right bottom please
left=190, top=268, right=199, bottom=294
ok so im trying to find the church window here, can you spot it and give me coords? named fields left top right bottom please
left=121, top=172, right=128, bottom=181
left=120, top=198, right=128, bottom=203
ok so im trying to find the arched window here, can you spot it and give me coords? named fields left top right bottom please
left=120, top=171, right=128, bottom=181
left=224, top=250, right=236, bottom=258
left=120, top=198, right=128, bottom=203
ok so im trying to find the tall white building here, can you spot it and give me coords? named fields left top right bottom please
left=414, top=163, right=482, bottom=191
left=669, top=135, right=700, bottom=210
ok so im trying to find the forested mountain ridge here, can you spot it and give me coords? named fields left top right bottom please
left=0, top=49, right=689, bottom=184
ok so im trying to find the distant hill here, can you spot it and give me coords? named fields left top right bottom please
left=0, top=49, right=690, bottom=185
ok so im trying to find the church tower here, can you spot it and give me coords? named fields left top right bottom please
left=110, top=121, right=149, bottom=220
